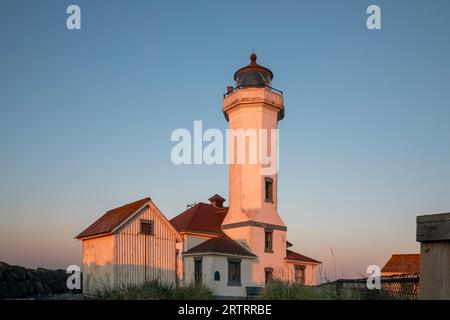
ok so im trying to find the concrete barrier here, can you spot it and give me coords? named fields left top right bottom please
left=416, top=212, right=450, bottom=300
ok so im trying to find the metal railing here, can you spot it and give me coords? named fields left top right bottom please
left=223, top=85, right=283, bottom=98
left=317, top=273, right=420, bottom=300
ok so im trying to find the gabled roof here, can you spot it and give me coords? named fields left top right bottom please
left=184, top=236, right=256, bottom=258
left=76, top=198, right=150, bottom=239
left=285, top=249, right=321, bottom=264
left=381, top=254, right=420, bottom=274
left=170, top=202, right=227, bottom=236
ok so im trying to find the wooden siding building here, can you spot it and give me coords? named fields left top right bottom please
left=76, top=198, right=181, bottom=295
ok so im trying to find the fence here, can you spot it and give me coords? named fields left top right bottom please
left=318, top=273, right=419, bottom=300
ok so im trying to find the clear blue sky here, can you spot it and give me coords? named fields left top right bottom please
left=1, top=0, right=449, bottom=279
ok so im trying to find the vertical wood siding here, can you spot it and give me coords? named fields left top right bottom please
left=114, top=204, right=178, bottom=287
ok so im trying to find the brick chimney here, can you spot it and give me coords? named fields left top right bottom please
left=208, top=194, right=225, bottom=208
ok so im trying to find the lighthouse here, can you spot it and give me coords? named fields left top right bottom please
left=77, top=53, right=320, bottom=297
left=221, top=53, right=288, bottom=283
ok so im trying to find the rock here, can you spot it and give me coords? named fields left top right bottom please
left=9, top=271, right=21, bottom=282
left=24, top=279, right=34, bottom=294
left=0, top=261, right=79, bottom=298
left=6, top=274, right=15, bottom=285
left=14, top=267, right=26, bottom=281
left=33, top=280, right=45, bottom=294
left=0, top=281, right=8, bottom=298
left=8, top=282, right=27, bottom=298
left=0, top=261, right=9, bottom=271
left=42, top=283, right=52, bottom=294
left=17, top=282, right=28, bottom=296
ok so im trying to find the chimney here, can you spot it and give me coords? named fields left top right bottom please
left=208, top=194, right=225, bottom=208
left=226, top=86, right=234, bottom=93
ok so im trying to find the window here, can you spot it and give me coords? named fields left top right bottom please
left=194, top=257, right=202, bottom=286
left=295, top=265, right=306, bottom=285
left=175, top=249, right=179, bottom=286
left=235, top=71, right=272, bottom=88
left=227, top=258, right=241, bottom=286
left=214, top=271, right=220, bottom=281
left=264, top=229, right=273, bottom=253
left=140, top=219, right=154, bottom=235
left=264, top=177, right=273, bottom=202
left=265, top=267, right=273, bottom=284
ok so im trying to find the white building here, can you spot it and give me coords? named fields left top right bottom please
left=77, top=54, right=321, bottom=297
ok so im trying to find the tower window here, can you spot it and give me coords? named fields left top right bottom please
left=227, top=258, right=241, bottom=286
left=140, top=219, right=154, bottom=235
left=265, top=229, right=273, bottom=253
left=264, top=177, right=273, bottom=203
left=265, top=267, right=274, bottom=284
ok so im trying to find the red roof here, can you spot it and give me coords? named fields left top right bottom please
left=170, top=202, right=227, bottom=236
left=76, top=198, right=150, bottom=239
left=285, top=249, right=321, bottom=264
left=233, top=53, right=273, bottom=81
left=381, top=254, right=420, bottom=274
left=208, top=194, right=225, bottom=202
left=184, top=236, right=256, bottom=257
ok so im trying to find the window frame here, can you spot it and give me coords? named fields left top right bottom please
left=140, top=219, right=154, bottom=235
left=227, top=258, right=242, bottom=286
left=264, top=228, right=273, bottom=253
left=265, top=267, right=274, bottom=284
left=264, top=177, right=274, bottom=203
left=194, top=257, right=203, bottom=286
left=295, top=265, right=306, bottom=285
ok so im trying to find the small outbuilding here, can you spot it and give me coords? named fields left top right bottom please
left=381, top=254, right=420, bottom=276
left=76, top=197, right=181, bottom=295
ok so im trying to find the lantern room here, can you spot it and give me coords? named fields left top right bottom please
left=233, top=53, right=273, bottom=88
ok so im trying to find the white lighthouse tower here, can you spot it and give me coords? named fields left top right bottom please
left=221, top=53, right=287, bottom=284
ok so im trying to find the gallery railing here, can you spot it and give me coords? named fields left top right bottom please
left=223, top=85, right=284, bottom=98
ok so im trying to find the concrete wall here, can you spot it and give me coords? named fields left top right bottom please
left=222, top=88, right=285, bottom=228
left=178, top=233, right=214, bottom=281
left=220, top=87, right=302, bottom=287
left=419, top=242, right=450, bottom=299
left=183, top=234, right=213, bottom=251
left=417, top=212, right=450, bottom=300
left=224, top=225, right=290, bottom=285
left=184, top=255, right=256, bottom=297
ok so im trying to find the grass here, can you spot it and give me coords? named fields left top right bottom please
left=95, top=279, right=393, bottom=300
left=96, top=280, right=214, bottom=300
left=260, top=280, right=365, bottom=300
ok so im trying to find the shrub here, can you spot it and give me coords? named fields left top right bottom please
left=260, top=280, right=363, bottom=300
left=96, top=280, right=213, bottom=300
